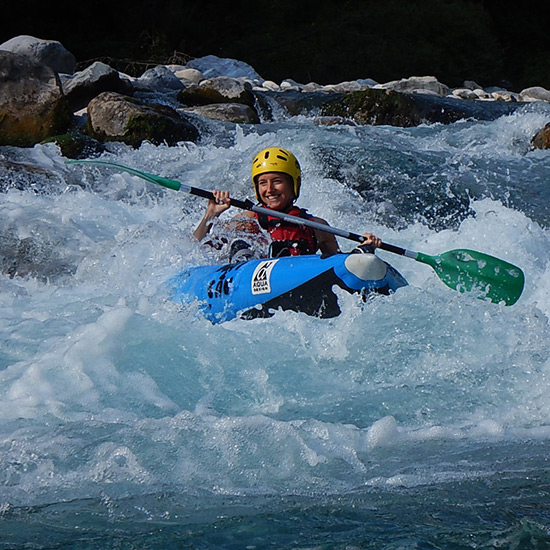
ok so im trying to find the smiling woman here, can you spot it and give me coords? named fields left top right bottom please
left=192, top=147, right=382, bottom=257
left=0, top=93, right=546, bottom=549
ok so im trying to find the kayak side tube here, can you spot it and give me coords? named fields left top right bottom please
left=168, top=252, right=407, bottom=323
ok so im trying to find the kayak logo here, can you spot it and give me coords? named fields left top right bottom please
left=251, top=260, right=278, bottom=295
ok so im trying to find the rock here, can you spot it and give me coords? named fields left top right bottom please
left=0, top=51, right=72, bottom=147
left=323, top=81, right=370, bottom=93
left=519, top=86, right=550, bottom=102
left=280, top=78, right=304, bottom=91
left=0, top=35, right=76, bottom=74
left=86, top=91, right=199, bottom=147
left=0, top=153, right=66, bottom=193
left=376, top=76, right=451, bottom=96
left=60, top=61, right=134, bottom=111
left=173, top=68, right=203, bottom=84
left=452, top=88, right=479, bottom=100
left=357, top=78, right=379, bottom=88
left=323, top=89, right=421, bottom=126
left=473, top=88, right=491, bottom=99
left=490, top=91, right=517, bottom=102
left=0, top=228, right=77, bottom=281
left=178, top=76, right=255, bottom=107
left=255, top=90, right=344, bottom=119
left=135, top=65, right=185, bottom=92
left=532, top=123, right=550, bottom=149
left=187, top=55, right=264, bottom=82
left=321, top=88, right=520, bottom=127
left=261, top=80, right=281, bottom=91
left=183, top=103, right=259, bottom=124
left=42, top=133, right=105, bottom=159
left=203, top=76, right=255, bottom=104
left=301, top=82, right=325, bottom=92
left=463, top=80, right=483, bottom=91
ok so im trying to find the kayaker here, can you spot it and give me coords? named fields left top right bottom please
left=193, top=147, right=381, bottom=258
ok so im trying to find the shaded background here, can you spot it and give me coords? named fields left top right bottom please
left=3, top=0, right=550, bottom=91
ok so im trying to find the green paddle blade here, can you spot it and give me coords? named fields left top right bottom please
left=416, top=249, right=525, bottom=305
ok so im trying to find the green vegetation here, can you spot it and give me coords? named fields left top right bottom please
left=4, top=0, right=549, bottom=91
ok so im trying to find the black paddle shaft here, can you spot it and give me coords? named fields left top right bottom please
left=187, top=186, right=409, bottom=253
left=66, top=160, right=524, bottom=305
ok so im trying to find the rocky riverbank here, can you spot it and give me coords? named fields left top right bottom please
left=1, top=35, right=550, bottom=157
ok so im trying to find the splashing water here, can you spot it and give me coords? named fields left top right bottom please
left=1, top=104, right=550, bottom=548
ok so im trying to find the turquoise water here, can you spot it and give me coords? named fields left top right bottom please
left=1, top=102, right=550, bottom=548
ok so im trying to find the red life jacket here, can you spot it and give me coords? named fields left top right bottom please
left=255, top=206, right=318, bottom=256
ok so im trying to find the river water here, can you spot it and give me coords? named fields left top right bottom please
left=1, top=100, right=550, bottom=548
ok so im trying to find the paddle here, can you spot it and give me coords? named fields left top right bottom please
left=66, top=160, right=525, bottom=305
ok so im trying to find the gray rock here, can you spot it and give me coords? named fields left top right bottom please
left=61, top=61, right=134, bottom=111
left=0, top=35, right=76, bottom=74
left=178, top=76, right=255, bottom=108
left=519, top=86, right=550, bottom=102
left=0, top=51, right=71, bottom=147
left=463, top=80, right=483, bottom=91
left=173, top=68, right=203, bottom=84
left=135, top=65, right=185, bottom=92
left=86, top=91, right=199, bottom=147
left=376, top=76, right=451, bottom=97
left=187, top=55, right=264, bottom=82
left=321, top=88, right=520, bottom=127
left=183, top=103, right=259, bottom=124
left=452, top=88, right=479, bottom=100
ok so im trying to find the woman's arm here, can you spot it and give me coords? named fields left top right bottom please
left=312, top=217, right=382, bottom=254
left=193, top=190, right=231, bottom=241
left=312, top=217, right=341, bottom=254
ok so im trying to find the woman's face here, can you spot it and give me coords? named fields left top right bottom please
left=256, top=172, right=295, bottom=210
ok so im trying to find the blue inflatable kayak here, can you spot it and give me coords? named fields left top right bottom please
left=169, top=251, right=408, bottom=324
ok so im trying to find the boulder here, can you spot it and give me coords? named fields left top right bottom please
left=463, top=80, right=484, bottom=91
left=0, top=228, right=77, bottom=281
left=178, top=76, right=255, bottom=107
left=323, top=81, right=371, bottom=93
left=532, top=123, right=550, bottom=149
left=322, top=89, right=422, bottom=126
left=375, top=76, right=451, bottom=96
left=0, top=35, right=76, bottom=74
left=183, top=103, right=259, bottom=124
left=255, top=90, right=344, bottom=119
left=60, top=61, right=134, bottom=111
left=321, top=88, right=520, bottom=127
left=135, top=65, right=185, bottom=92
left=42, top=133, right=106, bottom=159
left=187, top=55, right=263, bottom=82
left=280, top=78, right=304, bottom=91
left=261, top=80, right=281, bottom=91
left=0, top=51, right=72, bottom=147
left=173, top=68, right=203, bottom=84
left=452, top=88, right=479, bottom=100
left=490, top=91, right=517, bottom=102
left=519, top=86, right=550, bottom=102
left=86, top=91, right=199, bottom=147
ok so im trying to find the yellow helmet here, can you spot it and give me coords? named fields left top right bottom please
left=251, top=147, right=301, bottom=202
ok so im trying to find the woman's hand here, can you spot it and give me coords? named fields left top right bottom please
left=361, top=232, right=382, bottom=249
left=207, top=190, right=232, bottom=216
left=194, top=190, right=232, bottom=241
